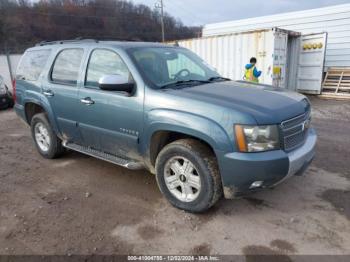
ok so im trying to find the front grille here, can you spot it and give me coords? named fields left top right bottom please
left=281, top=112, right=310, bottom=151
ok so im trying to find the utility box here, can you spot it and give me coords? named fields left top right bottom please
left=171, top=28, right=327, bottom=94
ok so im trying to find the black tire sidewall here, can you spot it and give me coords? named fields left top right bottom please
left=156, top=143, right=215, bottom=213
left=31, top=113, right=59, bottom=159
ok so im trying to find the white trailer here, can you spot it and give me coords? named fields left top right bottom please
left=202, top=3, right=350, bottom=69
left=172, top=28, right=327, bottom=94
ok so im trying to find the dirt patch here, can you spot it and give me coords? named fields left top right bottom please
left=190, top=243, right=211, bottom=255
left=38, top=191, right=70, bottom=205
left=244, top=197, right=271, bottom=208
left=270, top=240, right=297, bottom=253
left=321, top=189, right=350, bottom=220
left=1, top=97, right=350, bottom=255
left=308, top=97, right=350, bottom=180
left=137, top=225, right=164, bottom=240
left=0, top=110, right=161, bottom=254
left=242, top=245, right=292, bottom=262
left=308, top=96, right=350, bottom=121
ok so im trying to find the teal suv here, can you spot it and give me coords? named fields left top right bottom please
left=14, top=40, right=316, bottom=212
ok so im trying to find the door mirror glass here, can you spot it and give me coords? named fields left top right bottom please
left=98, top=74, right=134, bottom=92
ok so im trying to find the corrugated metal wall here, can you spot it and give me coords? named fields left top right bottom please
left=176, top=30, right=276, bottom=84
left=203, top=3, right=350, bottom=68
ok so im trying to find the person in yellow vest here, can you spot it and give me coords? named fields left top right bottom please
left=244, top=57, right=262, bottom=83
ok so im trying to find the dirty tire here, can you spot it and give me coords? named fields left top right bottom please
left=30, top=113, right=64, bottom=159
left=155, top=139, right=222, bottom=213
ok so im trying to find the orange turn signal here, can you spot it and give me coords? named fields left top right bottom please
left=235, top=125, right=247, bottom=152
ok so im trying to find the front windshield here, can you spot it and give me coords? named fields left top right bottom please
left=127, top=47, right=222, bottom=88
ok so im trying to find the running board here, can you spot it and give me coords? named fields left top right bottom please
left=63, top=142, right=144, bottom=170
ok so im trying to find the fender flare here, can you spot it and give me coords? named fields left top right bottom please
left=142, top=109, right=233, bottom=159
left=23, top=91, right=60, bottom=134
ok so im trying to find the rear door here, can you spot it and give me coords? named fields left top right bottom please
left=43, top=48, right=85, bottom=143
left=296, top=32, right=327, bottom=94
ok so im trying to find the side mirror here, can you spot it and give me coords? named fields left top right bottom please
left=98, top=75, right=134, bottom=92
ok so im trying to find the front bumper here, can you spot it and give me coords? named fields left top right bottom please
left=217, top=128, right=317, bottom=199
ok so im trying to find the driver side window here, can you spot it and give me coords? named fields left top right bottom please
left=86, top=49, right=130, bottom=88
left=167, top=53, right=205, bottom=79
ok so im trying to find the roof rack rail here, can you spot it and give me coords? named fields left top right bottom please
left=36, top=38, right=99, bottom=46
left=95, top=36, right=141, bottom=42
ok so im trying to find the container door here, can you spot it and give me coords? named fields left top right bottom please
left=272, top=31, right=288, bottom=88
left=296, top=32, right=327, bottom=94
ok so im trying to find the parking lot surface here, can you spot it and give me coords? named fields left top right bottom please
left=0, top=97, right=349, bottom=256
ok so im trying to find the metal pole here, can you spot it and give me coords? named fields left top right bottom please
left=155, top=0, right=165, bottom=42
left=5, top=44, right=14, bottom=89
left=160, top=0, right=165, bottom=42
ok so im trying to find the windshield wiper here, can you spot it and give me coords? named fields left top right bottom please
left=208, top=76, right=231, bottom=82
left=160, top=79, right=210, bottom=89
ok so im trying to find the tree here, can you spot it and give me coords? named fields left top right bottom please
left=0, top=0, right=202, bottom=52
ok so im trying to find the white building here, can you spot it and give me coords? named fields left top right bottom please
left=202, top=3, right=350, bottom=69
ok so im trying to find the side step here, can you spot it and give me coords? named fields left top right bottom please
left=63, top=142, right=144, bottom=170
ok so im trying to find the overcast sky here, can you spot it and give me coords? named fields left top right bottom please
left=131, top=0, right=350, bottom=26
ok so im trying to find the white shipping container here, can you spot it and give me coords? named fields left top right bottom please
left=174, top=29, right=284, bottom=86
left=202, top=3, right=350, bottom=69
left=172, top=28, right=327, bottom=94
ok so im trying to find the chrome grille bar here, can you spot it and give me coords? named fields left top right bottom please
left=281, top=111, right=311, bottom=151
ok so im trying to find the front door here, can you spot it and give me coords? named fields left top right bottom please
left=43, top=48, right=85, bottom=143
left=296, top=32, right=327, bottom=94
left=77, top=48, right=143, bottom=160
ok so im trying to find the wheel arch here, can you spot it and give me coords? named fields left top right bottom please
left=149, top=130, right=216, bottom=169
left=23, top=99, right=59, bottom=134
left=24, top=102, right=45, bottom=124
left=143, top=109, right=233, bottom=173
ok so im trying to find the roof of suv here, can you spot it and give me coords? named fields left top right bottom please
left=31, top=39, right=174, bottom=50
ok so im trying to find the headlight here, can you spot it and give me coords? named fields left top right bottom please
left=235, top=125, right=280, bottom=152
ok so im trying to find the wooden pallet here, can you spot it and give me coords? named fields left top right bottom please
left=318, top=92, right=350, bottom=101
left=322, top=67, right=350, bottom=94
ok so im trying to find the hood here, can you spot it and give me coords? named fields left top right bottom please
left=166, top=81, right=309, bottom=124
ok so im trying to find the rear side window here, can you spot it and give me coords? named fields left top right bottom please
left=16, top=50, right=51, bottom=81
left=51, top=49, right=84, bottom=85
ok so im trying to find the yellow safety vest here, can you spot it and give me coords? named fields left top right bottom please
left=244, top=66, right=259, bottom=83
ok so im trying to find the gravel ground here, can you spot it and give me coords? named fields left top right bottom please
left=0, top=97, right=349, bottom=257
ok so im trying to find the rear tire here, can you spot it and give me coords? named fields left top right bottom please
left=31, top=113, right=64, bottom=159
left=155, top=139, right=222, bottom=213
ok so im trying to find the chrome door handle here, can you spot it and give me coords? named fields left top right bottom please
left=43, top=90, right=54, bottom=97
left=80, top=97, right=94, bottom=105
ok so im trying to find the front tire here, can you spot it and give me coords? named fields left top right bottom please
left=31, top=113, right=64, bottom=159
left=155, top=139, right=222, bottom=213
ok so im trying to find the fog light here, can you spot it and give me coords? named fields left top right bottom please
left=250, top=181, right=263, bottom=189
